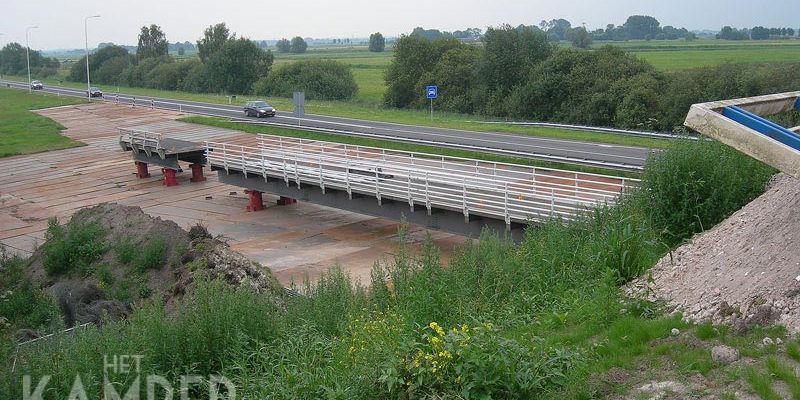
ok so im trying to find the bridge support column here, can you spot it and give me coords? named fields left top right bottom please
left=162, top=168, right=179, bottom=187
left=246, top=190, right=265, bottom=211
left=277, top=196, right=297, bottom=206
left=189, top=164, right=206, bottom=182
left=135, top=161, right=150, bottom=179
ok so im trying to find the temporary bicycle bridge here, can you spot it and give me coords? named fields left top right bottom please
left=119, top=127, right=636, bottom=238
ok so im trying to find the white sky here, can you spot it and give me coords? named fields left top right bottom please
left=2, top=0, right=799, bottom=50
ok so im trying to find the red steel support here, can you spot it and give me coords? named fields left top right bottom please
left=277, top=196, right=297, bottom=206
left=189, top=164, right=206, bottom=182
left=162, top=168, right=179, bottom=187
left=246, top=190, right=264, bottom=211
left=135, top=161, right=150, bottom=178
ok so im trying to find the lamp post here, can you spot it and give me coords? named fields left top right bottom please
left=25, top=26, right=38, bottom=92
left=84, top=15, right=100, bottom=96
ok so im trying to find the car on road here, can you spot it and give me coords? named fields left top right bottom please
left=87, top=87, right=103, bottom=98
left=244, top=100, right=277, bottom=118
left=30, top=80, right=43, bottom=90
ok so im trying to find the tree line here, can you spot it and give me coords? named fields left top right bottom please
left=0, top=44, right=59, bottom=78
left=717, top=26, right=797, bottom=40
left=63, top=23, right=356, bottom=100
left=384, top=25, right=800, bottom=131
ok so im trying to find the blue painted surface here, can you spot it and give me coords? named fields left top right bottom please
left=722, top=106, right=800, bottom=151
left=426, top=85, right=438, bottom=99
left=795, top=96, right=800, bottom=110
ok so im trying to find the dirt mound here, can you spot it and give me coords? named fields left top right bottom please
left=627, top=173, right=800, bottom=333
left=25, top=203, right=284, bottom=329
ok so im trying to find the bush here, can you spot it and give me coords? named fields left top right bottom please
left=0, top=251, right=60, bottom=338
left=254, top=60, right=357, bottom=101
left=384, top=321, right=582, bottom=398
left=636, top=139, right=774, bottom=245
left=41, top=218, right=106, bottom=276
left=134, top=237, right=166, bottom=271
left=114, top=238, right=136, bottom=265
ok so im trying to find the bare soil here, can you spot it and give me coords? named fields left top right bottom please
left=628, top=173, right=800, bottom=333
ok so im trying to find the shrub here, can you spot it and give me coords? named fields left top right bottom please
left=96, top=263, right=114, bottom=287
left=636, top=139, right=774, bottom=245
left=42, top=218, right=105, bottom=276
left=383, top=321, right=583, bottom=398
left=134, top=237, right=166, bottom=271
left=0, top=251, right=60, bottom=337
left=254, top=60, right=357, bottom=101
left=114, top=237, right=136, bottom=265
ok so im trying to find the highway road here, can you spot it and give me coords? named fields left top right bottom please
left=1, top=79, right=653, bottom=170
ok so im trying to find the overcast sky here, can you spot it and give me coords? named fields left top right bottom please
left=2, top=0, right=799, bottom=50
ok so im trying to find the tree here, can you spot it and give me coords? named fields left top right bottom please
left=136, top=24, right=168, bottom=60
left=623, top=15, right=661, bottom=39
left=384, top=35, right=462, bottom=108
left=429, top=46, right=481, bottom=113
left=543, top=19, right=572, bottom=41
left=204, top=38, right=274, bottom=94
left=750, top=26, right=770, bottom=40
left=290, top=37, right=307, bottom=54
left=68, top=44, right=131, bottom=83
left=717, top=26, right=749, bottom=40
left=253, top=59, right=357, bottom=100
left=0, top=42, right=59, bottom=77
left=410, top=27, right=453, bottom=41
left=478, top=24, right=553, bottom=109
left=276, top=38, right=291, bottom=53
left=369, top=32, right=385, bottom=52
left=567, top=27, right=592, bottom=49
left=197, top=22, right=231, bottom=62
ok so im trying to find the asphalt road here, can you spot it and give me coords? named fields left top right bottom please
left=1, top=79, right=653, bottom=170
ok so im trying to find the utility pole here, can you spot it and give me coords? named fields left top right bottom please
left=84, top=15, right=100, bottom=96
left=25, top=26, right=38, bottom=92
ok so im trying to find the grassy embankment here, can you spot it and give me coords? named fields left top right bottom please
left=0, top=88, right=86, bottom=157
left=1, top=137, right=787, bottom=399
left=2, top=73, right=670, bottom=149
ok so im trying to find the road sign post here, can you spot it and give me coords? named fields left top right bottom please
left=426, top=85, right=438, bottom=121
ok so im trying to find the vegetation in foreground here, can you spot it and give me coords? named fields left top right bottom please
left=0, top=88, right=85, bottom=157
left=0, top=138, right=780, bottom=398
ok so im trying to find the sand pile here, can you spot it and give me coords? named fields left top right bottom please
left=628, top=173, right=800, bottom=333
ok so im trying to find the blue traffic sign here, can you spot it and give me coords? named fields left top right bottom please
left=426, top=85, right=438, bottom=99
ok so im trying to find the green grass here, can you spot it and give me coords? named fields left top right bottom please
left=637, top=47, right=800, bottom=70
left=2, top=74, right=669, bottom=150
left=594, top=38, right=800, bottom=70
left=747, top=369, right=783, bottom=400
left=180, top=115, right=641, bottom=178
left=1, top=138, right=777, bottom=398
left=766, top=357, right=800, bottom=399
left=0, top=87, right=86, bottom=157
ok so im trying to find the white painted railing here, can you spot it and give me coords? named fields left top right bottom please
left=119, top=128, right=163, bottom=150
left=205, top=135, right=638, bottom=224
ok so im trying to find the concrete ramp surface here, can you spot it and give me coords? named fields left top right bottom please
left=684, top=91, right=800, bottom=178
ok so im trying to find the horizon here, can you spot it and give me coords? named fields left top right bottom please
left=2, top=0, right=799, bottom=51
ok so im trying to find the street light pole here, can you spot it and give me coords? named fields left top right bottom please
left=25, top=26, right=38, bottom=93
left=84, top=15, right=100, bottom=97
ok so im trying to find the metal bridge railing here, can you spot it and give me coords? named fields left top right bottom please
left=119, top=128, right=165, bottom=158
left=206, top=135, right=638, bottom=224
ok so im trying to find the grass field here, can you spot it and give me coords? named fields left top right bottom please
left=0, top=88, right=86, bottom=157
left=612, top=39, right=800, bottom=70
